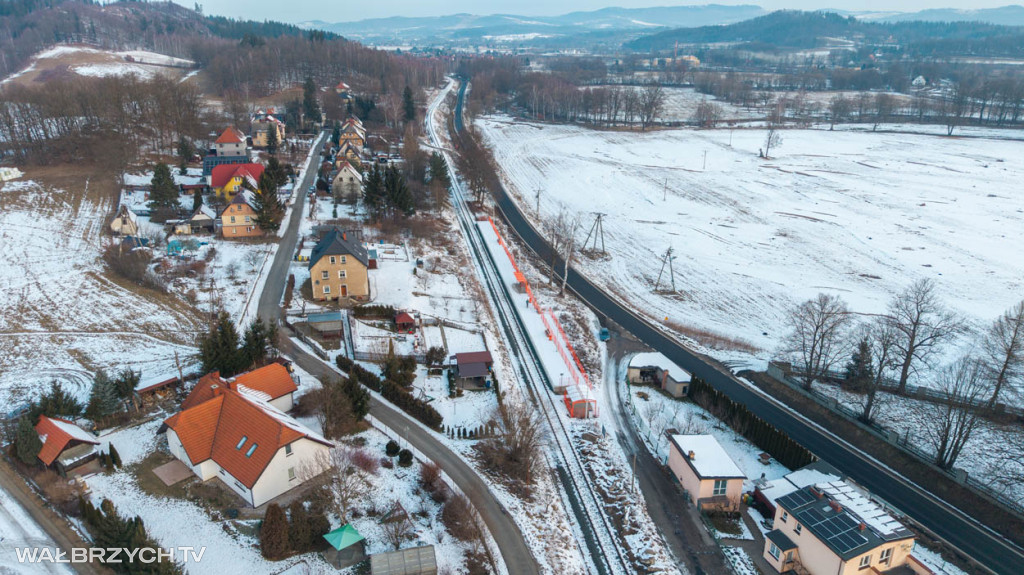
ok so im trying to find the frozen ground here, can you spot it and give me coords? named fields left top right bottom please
left=2, top=45, right=194, bottom=86
left=0, top=483, right=75, bottom=575
left=0, top=177, right=202, bottom=412
left=477, top=116, right=1024, bottom=375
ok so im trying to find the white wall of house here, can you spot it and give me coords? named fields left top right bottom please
left=251, top=438, right=329, bottom=507
left=269, top=393, right=293, bottom=413
left=166, top=430, right=218, bottom=481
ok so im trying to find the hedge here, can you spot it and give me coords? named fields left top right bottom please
left=351, top=304, right=396, bottom=319
left=336, top=354, right=443, bottom=430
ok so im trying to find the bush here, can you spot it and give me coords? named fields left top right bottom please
left=260, top=503, right=290, bottom=560
left=352, top=304, right=396, bottom=319
left=398, top=449, right=413, bottom=467
left=335, top=354, right=355, bottom=372
left=349, top=448, right=379, bottom=474
left=420, top=462, right=449, bottom=503
left=425, top=346, right=446, bottom=366
left=102, top=244, right=167, bottom=293
left=441, top=494, right=479, bottom=542
left=385, top=440, right=400, bottom=457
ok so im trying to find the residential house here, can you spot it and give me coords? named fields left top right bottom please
left=339, top=117, right=366, bottom=151
left=334, top=81, right=352, bottom=98
left=667, top=434, right=746, bottom=511
left=627, top=352, right=692, bottom=398
left=220, top=190, right=263, bottom=238
left=110, top=205, right=140, bottom=236
left=308, top=228, right=371, bottom=301
left=331, top=160, right=362, bottom=202
left=162, top=385, right=331, bottom=507
left=184, top=364, right=298, bottom=413
left=754, top=461, right=842, bottom=518
left=251, top=109, right=286, bottom=149
left=451, top=351, right=493, bottom=389
left=337, top=141, right=361, bottom=163
left=187, top=204, right=217, bottom=234
left=35, top=416, right=100, bottom=476
left=203, top=126, right=249, bottom=176
left=394, top=311, right=416, bottom=332
left=211, top=163, right=265, bottom=201
left=763, top=481, right=916, bottom=575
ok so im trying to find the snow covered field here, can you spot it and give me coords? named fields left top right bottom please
left=477, top=117, right=1024, bottom=374
left=0, top=177, right=201, bottom=412
left=0, top=485, right=75, bottom=575
left=2, top=45, right=194, bottom=85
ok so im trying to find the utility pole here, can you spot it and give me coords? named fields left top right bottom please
left=662, top=179, right=667, bottom=202
left=631, top=452, right=637, bottom=493
left=581, top=212, right=606, bottom=254
left=654, top=246, right=677, bottom=293
left=535, top=189, right=541, bottom=214
left=703, top=149, right=708, bottom=171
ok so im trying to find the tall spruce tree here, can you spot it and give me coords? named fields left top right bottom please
left=384, top=165, right=414, bottom=218
left=331, top=121, right=341, bottom=146
left=266, top=122, right=279, bottom=155
left=402, top=86, right=415, bottom=122
left=198, top=312, right=243, bottom=376
left=363, top=163, right=386, bottom=220
left=176, top=138, right=194, bottom=175
left=192, top=188, right=203, bottom=212
left=241, top=319, right=277, bottom=370
left=265, top=157, right=289, bottom=189
left=260, top=503, right=290, bottom=560
left=148, top=163, right=180, bottom=218
left=31, top=380, right=82, bottom=420
left=845, top=337, right=875, bottom=390
left=113, top=368, right=140, bottom=402
left=302, top=78, right=322, bottom=126
left=15, top=417, right=42, bottom=465
left=85, top=369, right=120, bottom=420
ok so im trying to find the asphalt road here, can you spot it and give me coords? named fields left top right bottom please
left=256, top=131, right=540, bottom=575
left=454, top=82, right=1024, bottom=575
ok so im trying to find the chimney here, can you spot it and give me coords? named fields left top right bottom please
left=688, top=450, right=695, bottom=460
left=810, top=487, right=823, bottom=499
left=342, top=232, right=347, bottom=241
left=859, top=522, right=866, bottom=531
left=829, top=501, right=843, bottom=513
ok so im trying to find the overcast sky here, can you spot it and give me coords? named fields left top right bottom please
left=181, top=1, right=1020, bottom=23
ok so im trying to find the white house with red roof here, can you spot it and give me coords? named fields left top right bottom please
left=203, top=126, right=250, bottom=176
left=162, top=385, right=330, bottom=507
left=184, top=364, right=298, bottom=413
left=35, top=416, right=100, bottom=476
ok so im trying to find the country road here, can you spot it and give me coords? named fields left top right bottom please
left=256, top=127, right=540, bottom=575
left=450, top=77, right=1024, bottom=575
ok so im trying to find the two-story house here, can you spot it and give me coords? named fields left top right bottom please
left=162, top=385, right=330, bottom=507
left=331, top=160, right=362, bottom=202
left=763, top=481, right=916, bottom=575
left=250, top=109, right=286, bottom=149
left=308, top=228, right=370, bottom=301
left=183, top=364, right=298, bottom=413
left=667, top=434, right=746, bottom=511
left=339, top=117, right=366, bottom=151
left=220, top=189, right=262, bottom=238
left=211, top=163, right=265, bottom=201
left=203, top=126, right=249, bottom=176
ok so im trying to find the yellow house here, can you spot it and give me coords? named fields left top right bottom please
left=667, top=435, right=745, bottom=511
left=211, top=163, right=265, bottom=201
left=220, top=190, right=263, bottom=238
left=251, top=110, right=285, bottom=148
left=339, top=118, right=366, bottom=150
left=308, top=228, right=370, bottom=301
left=763, top=482, right=916, bottom=575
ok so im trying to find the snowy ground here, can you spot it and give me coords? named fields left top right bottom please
left=477, top=116, right=1024, bottom=376
left=2, top=45, right=194, bottom=86
left=0, top=483, right=75, bottom=575
left=0, top=177, right=202, bottom=412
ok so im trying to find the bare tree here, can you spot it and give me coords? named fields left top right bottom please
left=981, top=300, right=1024, bottom=408
left=860, top=318, right=900, bottom=424
left=888, top=279, right=966, bottom=394
left=922, top=357, right=988, bottom=470
left=828, top=94, right=851, bottom=131
left=307, top=448, right=369, bottom=522
left=380, top=500, right=414, bottom=550
left=784, top=293, right=853, bottom=389
left=638, top=83, right=665, bottom=131
left=762, top=102, right=784, bottom=159
left=474, top=399, right=546, bottom=495
left=691, top=97, right=723, bottom=128
left=872, top=93, right=895, bottom=131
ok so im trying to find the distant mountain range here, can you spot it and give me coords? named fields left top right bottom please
left=299, top=4, right=1024, bottom=48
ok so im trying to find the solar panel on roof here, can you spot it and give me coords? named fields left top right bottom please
left=782, top=489, right=815, bottom=507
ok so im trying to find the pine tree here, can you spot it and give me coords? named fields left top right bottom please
left=198, top=311, right=243, bottom=376
left=288, top=501, right=311, bottom=552
left=266, top=122, right=279, bottom=155
left=363, top=163, right=386, bottom=220
left=260, top=503, right=290, bottom=560
left=15, top=417, right=42, bottom=465
left=302, top=78, right=321, bottom=126
left=113, top=368, right=140, bottom=402
left=148, top=163, right=180, bottom=220
left=109, top=444, right=122, bottom=468
left=403, top=86, right=415, bottom=122
left=265, top=157, right=289, bottom=189
left=331, top=122, right=341, bottom=146
left=31, top=380, right=83, bottom=420
left=254, top=173, right=285, bottom=233
left=85, top=369, right=120, bottom=420
left=384, top=165, right=414, bottom=218
left=192, top=188, right=202, bottom=213
left=177, top=138, right=194, bottom=175
left=845, top=337, right=875, bottom=390
left=241, top=319, right=277, bottom=370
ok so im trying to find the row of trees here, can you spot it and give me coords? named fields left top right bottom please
left=259, top=501, right=330, bottom=560
left=197, top=312, right=277, bottom=378
left=80, top=498, right=182, bottom=574
left=363, top=163, right=415, bottom=222
left=785, top=280, right=1023, bottom=469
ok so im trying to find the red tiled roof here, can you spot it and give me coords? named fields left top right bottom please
left=395, top=312, right=415, bottom=325
left=181, top=372, right=225, bottom=410
left=164, top=388, right=326, bottom=488
left=232, top=363, right=297, bottom=400
left=455, top=351, right=493, bottom=366
left=35, top=416, right=99, bottom=466
left=215, top=126, right=246, bottom=144
left=210, top=163, right=264, bottom=189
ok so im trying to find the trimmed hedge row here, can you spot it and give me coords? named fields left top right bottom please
left=352, top=304, right=396, bottom=319
left=336, top=355, right=443, bottom=430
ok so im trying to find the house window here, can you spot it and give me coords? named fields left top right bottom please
left=321, top=271, right=329, bottom=279
left=230, top=216, right=236, bottom=223
left=338, top=270, right=346, bottom=279
left=785, top=551, right=793, bottom=562
left=341, top=256, right=347, bottom=264
left=244, top=215, right=251, bottom=223
left=236, top=436, right=247, bottom=449
left=232, top=228, right=237, bottom=234
left=234, top=481, right=245, bottom=491
left=245, top=443, right=257, bottom=457
left=713, top=479, right=728, bottom=496
left=769, top=543, right=781, bottom=560
left=859, top=555, right=871, bottom=569
left=323, top=285, right=331, bottom=294
left=288, top=467, right=296, bottom=481
left=781, top=511, right=788, bottom=523
left=879, top=548, right=892, bottom=565
left=330, top=256, right=336, bottom=264
left=285, top=444, right=293, bottom=456
left=795, top=523, right=802, bottom=535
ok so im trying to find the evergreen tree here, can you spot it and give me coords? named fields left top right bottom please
left=260, top=503, right=290, bottom=560
left=176, top=138, right=195, bottom=175
left=15, top=416, right=42, bottom=465
left=402, top=86, right=415, bottom=122
left=113, top=368, right=140, bottom=401
left=192, top=188, right=203, bottom=213
left=148, top=163, right=180, bottom=219
left=266, top=122, right=279, bottom=155
left=342, top=376, right=370, bottom=420
left=307, top=507, right=330, bottom=551
left=287, top=501, right=311, bottom=552
left=31, top=380, right=83, bottom=420
left=331, top=122, right=341, bottom=146
left=428, top=152, right=451, bottom=189
left=253, top=192, right=284, bottom=233
left=198, top=311, right=243, bottom=376
left=845, top=337, right=875, bottom=390
left=302, top=78, right=322, bottom=126
left=363, top=163, right=386, bottom=220
left=265, top=157, right=289, bottom=189
left=241, top=319, right=277, bottom=370
left=109, top=443, right=122, bottom=468
left=85, top=369, right=120, bottom=420
left=384, top=165, right=415, bottom=218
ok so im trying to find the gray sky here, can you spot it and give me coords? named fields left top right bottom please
left=181, top=1, right=1020, bottom=23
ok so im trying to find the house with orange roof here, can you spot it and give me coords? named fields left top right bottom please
left=162, top=385, right=330, bottom=507
left=184, top=364, right=298, bottom=413
left=220, top=189, right=263, bottom=238
left=203, top=126, right=250, bottom=176
left=211, top=162, right=265, bottom=200
left=35, top=416, right=100, bottom=476
left=339, top=117, right=366, bottom=150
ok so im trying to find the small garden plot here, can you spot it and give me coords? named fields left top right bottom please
left=722, top=546, right=759, bottom=575
left=351, top=318, right=424, bottom=358
left=410, top=367, right=498, bottom=432
left=705, top=513, right=755, bottom=541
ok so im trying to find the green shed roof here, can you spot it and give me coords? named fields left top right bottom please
left=323, top=524, right=365, bottom=551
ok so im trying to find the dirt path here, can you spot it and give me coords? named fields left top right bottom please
left=0, top=460, right=108, bottom=575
